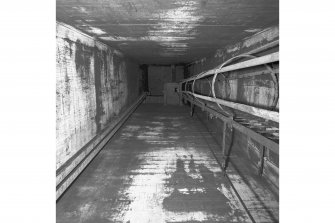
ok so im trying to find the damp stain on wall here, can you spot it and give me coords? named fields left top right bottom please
left=56, top=23, right=141, bottom=169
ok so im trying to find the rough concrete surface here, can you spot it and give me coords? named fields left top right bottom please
left=147, top=65, right=184, bottom=96
left=56, top=22, right=141, bottom=173
left=185, top=26, right=279, bottom=74
left=56, top=0, right=279, bottom=64
left=56, top=104, right=279, bottom=223
left=148, top=66, right=172, bottom=96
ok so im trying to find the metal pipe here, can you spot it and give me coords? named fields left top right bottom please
left=180, top=51, right=279, bottom=122
left=181, top=52, right=279, bottom=83
left=182, top=93, right=279, bottom=154
left=183, top=91, right=279, bottom=123
left=211, top=54, right=259, bottom=114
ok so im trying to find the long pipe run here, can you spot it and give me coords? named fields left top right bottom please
left=181, top=52, right=279, bottom=83
left=182, top=91, right=279, bottom=123
left=179, top=48, right=279, bottom=122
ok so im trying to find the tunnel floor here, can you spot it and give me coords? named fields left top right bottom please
left=56, top=104, right=255, bottom=223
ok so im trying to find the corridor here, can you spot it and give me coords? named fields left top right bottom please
left=57, top=104, right=255, bottom=223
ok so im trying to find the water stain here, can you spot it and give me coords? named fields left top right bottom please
left=74, top=40, right=93, bottom=81
left=162, top=157, right=244, bottom=220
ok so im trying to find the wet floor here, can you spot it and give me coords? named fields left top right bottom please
left=56, top=104, right=254, bottom=223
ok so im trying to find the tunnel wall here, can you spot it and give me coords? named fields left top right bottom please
left=145, top=65, right=184, bottom=103
left=148, top=65, right=184, bottom=96
left=185, top=26, right=279, bottom=77
left=186, top=26, right=279, bottom=110
left=186, top=26, right=279, bottom=191
left=56, top=22, right=142, bottom=179
left=148, top=65, right=172, bottom=96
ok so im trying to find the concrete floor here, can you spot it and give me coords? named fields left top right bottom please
left=56, top=104, right=255, bottom=223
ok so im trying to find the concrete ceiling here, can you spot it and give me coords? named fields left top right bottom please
left=56, top=0, right=279, bottom=65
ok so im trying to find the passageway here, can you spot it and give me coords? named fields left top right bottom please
left=55, top=1, right=279, bottom=222
left=5, top=0, right=335, bottom=222
left=57, top=104, right=267, bottom=223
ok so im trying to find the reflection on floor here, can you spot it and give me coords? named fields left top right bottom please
left=57, top=104, right=261, bottom=223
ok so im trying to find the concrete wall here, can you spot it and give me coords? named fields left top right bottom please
left=186, top=26, right=279, bottom=111
left=185, top=26, right=279, bottom=190
left=147, top=65, right=184, bottom=96
left=175, top=65, right=184, bottom=82
left=148, top=65, right=172, bottom=96
left=185, top=26, right=279, bottom=77
left=56, top=22, right=142, bottom=172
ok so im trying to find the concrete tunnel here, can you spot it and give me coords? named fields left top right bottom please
left=56, top=0, right=279, bottom=222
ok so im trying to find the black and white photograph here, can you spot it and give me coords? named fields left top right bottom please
left=1, top=0, right=335, bottom=222
left=55, top=1, right=279, bottom=222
